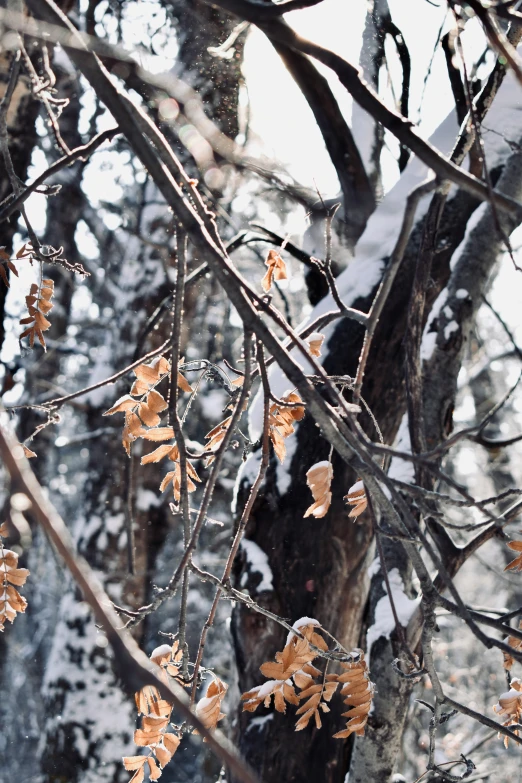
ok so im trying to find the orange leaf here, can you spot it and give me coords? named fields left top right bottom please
left=142, top=427, right=175, bottom=442
left=123, top=756, right=148, bottom=771
left=147, top=757, right=162, bottom=780
left=162, top=733, right=181, bottom=754
left=177, top=372, right=193, bottom=393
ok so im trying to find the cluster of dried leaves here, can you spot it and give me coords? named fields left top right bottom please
left=302, top=462, right=369, bottom=523
left=103, top=357, right=201, bottom=501
left=124, top=641, right=227, bottom=781
left=268, top=391, right=305, bottom=464
left=494, top=678, right=522, bottom=748
left=19, top=277, right=55, bottom=351
left=492, top=538, right=522, bottom=744
left=241, top=619, right=374, bottom=738
left=0, top=521, right=30, bottom=632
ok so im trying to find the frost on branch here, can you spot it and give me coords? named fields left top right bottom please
left=304, top=461, right=333, bottom=519
left=0, top=521, right=30, bottom=632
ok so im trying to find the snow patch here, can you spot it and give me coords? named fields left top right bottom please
left=136, top=489, right=162, bottom=511
left=240, top=539, right=274, bottom=592
left=420, top=289, right=447, bottom=362
left=232, top=452, right=262, bottom=513
left=276, top=434, right=298, bottom=496
left=444, top=320, right=459, bottom=341
left=245, top=714, right=274, bottom=733
left=285, top=616, right=320, bottom=646
left=366, top=569, right=420, bottom=659
left=367, top=557, right=381, bottom=580
left=199, top=388, right=227, bottom=421
left=388, top=414, right=414, bottom=485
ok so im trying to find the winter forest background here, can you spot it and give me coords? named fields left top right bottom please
left=3, top=0, right=522, bottom=782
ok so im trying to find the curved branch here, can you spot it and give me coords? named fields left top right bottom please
left=0, top=421, right=262, bottom=783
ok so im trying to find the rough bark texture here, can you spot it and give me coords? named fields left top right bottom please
left=230, top=183, right=483, bottom=782
left=0, top=2, right=244, bottom=782
left=0, top=38, right=38, bottom=352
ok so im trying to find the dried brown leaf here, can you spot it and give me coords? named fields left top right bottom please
left=344, top=480, right=368, bottom=520
left=177, top=372, right=193, bottom=393
left=147, top=757, right=162, bottom=780
left=162, top=733, right=181, bottom=754
left=123, top=756, right=148, bottom=772
left=505, top=539, right=522, bottom=572
left=142, top=427, right=175, bottom=442
left=141, top=445, right=176, bottom=465
left=195, top=677, right=228, bottom=732
left=305, top=332, right=325, bottom=358
left=134, top=727, right=164, bottom=746
left=128, top=767, right=145, bottom=783
left=261, top=249, right=287, bottom=292
left=103, top=395, right=138, bottom=416
left=304, top=461, right=333, bottom=519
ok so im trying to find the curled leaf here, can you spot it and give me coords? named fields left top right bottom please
left=304, top=461, right=333, bottom=519
left=261, top=249, right=287, bottom=292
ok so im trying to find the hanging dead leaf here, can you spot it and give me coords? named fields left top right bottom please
left=295, top=675, right=339, bottom=731
left=204, top=417, right=232, bottom=464
left=504, top=539, right=522, bottom=572
left=305, top=332, right=325, bottom=358
left=269, top=391, right=305, bottom=464
left=127, top=646, right=183, bottom=781
left=261, top=248, right=287, bottom=292
left=333, top=652, right=374, bottom=739
left=304, top=461, right=333, bottom=519
left=123, top=756, right=148, bottom=772
left=503, top=622, right=522, bottom=670
left=195, top=677, right=228, bottom=733
left=19, top=278, right=55, bottom=350
left=103, top=395, right=138, bottom=416
left=494, top=678, right=522, bottom=747
left=130, top=357, right=170, bottom=396
left=0, top=544, right=29, bottom=632
left=177, top=371, right=193, bottom=393
left=344, top=480, right=367, bottom=520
